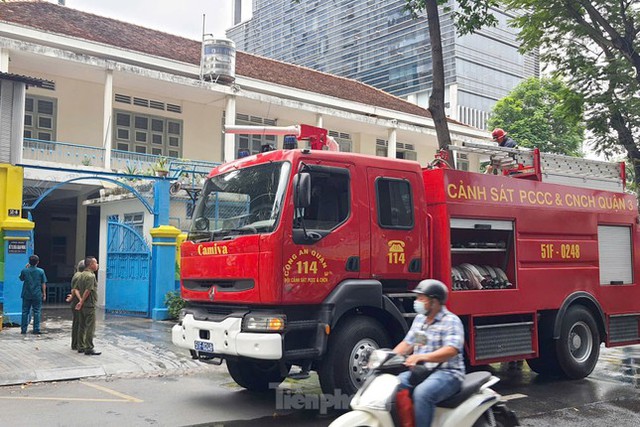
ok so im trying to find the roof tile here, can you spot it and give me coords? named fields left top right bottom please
left=0, top=1, right=432, bottom=118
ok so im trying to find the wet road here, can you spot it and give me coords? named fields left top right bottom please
left=1, top=345, right=638, bottom=426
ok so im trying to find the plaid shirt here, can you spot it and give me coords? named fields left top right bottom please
left=403, top=306, right=465, bottom=381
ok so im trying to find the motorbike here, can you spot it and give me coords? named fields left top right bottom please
left=329, top=349, right=519, bottom=427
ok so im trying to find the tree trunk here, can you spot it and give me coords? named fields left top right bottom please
left=425, top=0, right=452, bottom=152
left=609, top=107, right=640, bottom=197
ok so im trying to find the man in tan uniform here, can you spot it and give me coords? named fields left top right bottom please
left=75, top=256, right=100, bottom=355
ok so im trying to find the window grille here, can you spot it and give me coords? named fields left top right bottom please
left=113, top=110, right=183, bottom=157
left=24, top=95, right=57, bottom=141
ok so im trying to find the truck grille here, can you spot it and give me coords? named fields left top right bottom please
left=475, top=322, right=534, bottom=360
left=183, top=279, right=254, bottom=292
left=609, top=315, right=640, bottom=343
left=188, top=304, right=249, bottom=321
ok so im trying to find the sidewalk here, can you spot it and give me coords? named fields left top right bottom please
left=0, top=305, right=217, bottom=386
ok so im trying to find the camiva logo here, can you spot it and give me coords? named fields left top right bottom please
left=197, top=244, right=229, bottom=255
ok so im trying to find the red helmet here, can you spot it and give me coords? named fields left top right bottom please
left=492, top=128, right=506, bottom=140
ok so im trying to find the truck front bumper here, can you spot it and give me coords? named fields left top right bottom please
left=171, top=314, right=283, bottom=360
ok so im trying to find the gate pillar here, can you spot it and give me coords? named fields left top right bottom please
left=149, top=225, right=181, bottom=320
left=150, top=178, right=178, bottom=320
left=0, top=164, right=34, bottom=323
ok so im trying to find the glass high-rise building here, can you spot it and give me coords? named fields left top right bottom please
left=227, top=0, right=539, bottom=130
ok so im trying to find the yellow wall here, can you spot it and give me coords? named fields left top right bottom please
left=0, top=164, right=25, bottom=225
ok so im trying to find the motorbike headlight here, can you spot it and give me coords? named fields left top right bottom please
left=367, top=349, right=389, bottom=370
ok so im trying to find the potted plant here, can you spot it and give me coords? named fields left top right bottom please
left=154, top=156, right=169, bottom=177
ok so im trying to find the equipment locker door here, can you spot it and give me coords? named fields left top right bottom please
left=367, top=168, right=422, bottom=282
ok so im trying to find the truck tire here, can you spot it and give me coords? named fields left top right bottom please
left=526, top=314, right=562, bottom=377
left=526, top=339, right=562, bottom=377
left=226, top=358, right=285, bottom=391
left=318, top=316, right=390, bottom=396
left=555, top=305, right=600, bottom=379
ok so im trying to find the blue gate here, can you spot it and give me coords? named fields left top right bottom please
left=106, top=220, right=151, bottom=316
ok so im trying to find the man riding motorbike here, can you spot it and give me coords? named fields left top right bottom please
left=393, top=280, right=465, bottom=427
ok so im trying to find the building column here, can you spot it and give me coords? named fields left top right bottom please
left=149, top=225, right=181, bottom=320
left=387, top=123, right=397, bottom=159
left=0, top=164, right=34, bottom=323
left=148, top=178, right=179, bottom=319
left=75, top=195, right=87, bottom=265
left=224, top=95, right=236, bottom=163
left=315, top=114, right=323, bottom=129
left=102, top=69, right=113, bottom=170
left=0, top=49, right=9, bottom=73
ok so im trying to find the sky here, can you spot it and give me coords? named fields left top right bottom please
left=53, top=0, right=251, bottom=40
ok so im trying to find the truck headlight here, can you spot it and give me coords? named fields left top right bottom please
left=242, top=314, right=286, bottom=332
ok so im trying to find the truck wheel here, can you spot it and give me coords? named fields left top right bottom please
left=555, top=306, right=600, bottom=379
left=318, top=316, right=390, bottom=396
left=526, top=314, right=562, bottom=377
left=526, top=337, right=562, bottom=377
left=226, top=358, right=285, bottom=391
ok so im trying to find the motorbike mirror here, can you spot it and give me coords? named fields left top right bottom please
left=293, top=172, right=311, bottom=208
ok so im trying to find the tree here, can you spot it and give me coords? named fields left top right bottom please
left=404, top=1, right=498, bottom=151
left=506, top=0, right=640, bottom=190
left=489, top=77, right=585, bottom=156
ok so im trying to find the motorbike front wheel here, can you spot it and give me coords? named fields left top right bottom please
left=473, top=404, right=520, bottom=427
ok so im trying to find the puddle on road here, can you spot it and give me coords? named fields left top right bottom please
left=593, top=346, right=640, bottom=388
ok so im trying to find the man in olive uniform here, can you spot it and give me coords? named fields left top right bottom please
left=65, top=259, right=85, bottom=351
left=75, top=256, right=101, bottom=355
left=19, top=255, right=48, bottom=334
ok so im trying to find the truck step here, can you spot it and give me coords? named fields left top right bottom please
left=284, top=349, right=320, bottom=359
left=386, top=293, right=416, bottom=298
left=288, top=370, right=311, bottom=380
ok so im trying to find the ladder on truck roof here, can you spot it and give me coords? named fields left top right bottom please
left=448, top=141, right=626, bottom=192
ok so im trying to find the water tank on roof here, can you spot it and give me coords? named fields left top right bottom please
left=202, top=37, right=236, bottom=84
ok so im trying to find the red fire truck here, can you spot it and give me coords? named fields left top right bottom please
left=172, top=125, right=640, bottom=395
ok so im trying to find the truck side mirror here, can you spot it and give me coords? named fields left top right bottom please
left=293, top=172, right=311, bottom=208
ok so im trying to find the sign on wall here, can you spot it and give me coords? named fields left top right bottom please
left=7, top=240, right=27, bottom=254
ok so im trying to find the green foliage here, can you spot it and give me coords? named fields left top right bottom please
left=164, top=290, right=185, bottom=320
left=154, top=156, right=169, bottom=172
left=505, top=0, right=640, bottom=189
left=489, top=77, right=585, bottom=156
left=124, top=164, right=140, bottom=175
left=404, top=0, right=499, bottom=34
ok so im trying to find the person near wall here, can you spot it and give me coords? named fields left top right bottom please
left=65, top=259, right=85, bottom=351
left=19, top=255, right=48, bottom=335
left=75, top=256, right=101, bottom=356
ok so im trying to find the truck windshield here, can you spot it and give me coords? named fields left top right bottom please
left=188, top=162, right=291, bottom=241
